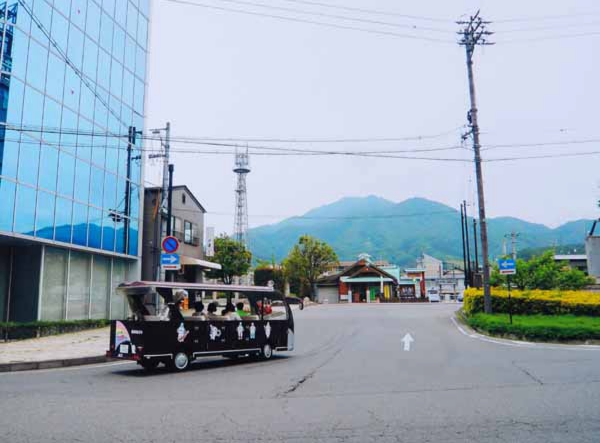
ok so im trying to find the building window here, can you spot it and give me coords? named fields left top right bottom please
left=171, top=216, right=183, bottom=241
left=184, top=220, right=198, bottom=246
left=182, top=194, right=186, bottom=205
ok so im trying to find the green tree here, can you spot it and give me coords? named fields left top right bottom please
left=283, top=235, right=338, bottom=299
left=206, top=236, right=252, bottom=284
left=490, top=251, right=593, bottom=290
left=253, top=265, right=286, bottom=293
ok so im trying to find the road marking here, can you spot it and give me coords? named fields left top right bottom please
left=401, top=333, right=414, bottom=351
left=450, top=316, right=600, bottom=351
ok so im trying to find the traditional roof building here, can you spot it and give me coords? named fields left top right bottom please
left=316, top=256, right=400, bottom=303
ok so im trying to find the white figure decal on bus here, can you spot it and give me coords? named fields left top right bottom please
left=249, top=323, right=256, bottom=339
left=209, top=324, right=221, bottom=341
left=237, top=322, right=244, bottom=340
left=177, top=323, right=189, bottom=343
left=265, top=322, right=271, bottom=339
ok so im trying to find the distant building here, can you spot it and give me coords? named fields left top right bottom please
left=554, top=254, right=588, bottom=274
left=316, top=256, right=399, bottom=303
left=413, top=253, right=464, bottom=300
left=142, top=186, right=220, bottom=283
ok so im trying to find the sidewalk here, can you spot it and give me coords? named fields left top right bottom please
left=0, top=327, right=110, bottom=372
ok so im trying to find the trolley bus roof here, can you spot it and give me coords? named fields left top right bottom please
left=118, top=281, right=275, bottom=293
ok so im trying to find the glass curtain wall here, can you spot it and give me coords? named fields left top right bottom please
left=0, top=0, right=149, bottom=256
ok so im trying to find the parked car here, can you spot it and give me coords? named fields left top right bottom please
left=457, top=291, right=464, bottom=303
left=427, top=289, right=441, bottom=303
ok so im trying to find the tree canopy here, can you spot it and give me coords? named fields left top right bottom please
left=490, top=251, right=593, bottom=290
left=283, top=235, right=338, bottom=298
left=206, top=236, right=252, bottom=284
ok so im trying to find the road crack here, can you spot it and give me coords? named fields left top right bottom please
left=278, top=328, right=357, bottom=397
left=512, top=361, right=544, bottom=385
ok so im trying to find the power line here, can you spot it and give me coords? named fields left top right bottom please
left=494, top=20, right=600, bottom=33
left=279, top=0, right=451, bottom=23
left=8, top=124, right=600, bottom=162
left=171, top=206, right=459, bottom=220
left=203, top=0, right=455, bottom=34
left=486, top=151, right=600, bottom=162
left=496, top=30, right=600, bottom=43
left=161, top=0, right=455, bottom=43
left=158, top=125, right=465, bottom=143
left=494, top=11, right=600, bottom=24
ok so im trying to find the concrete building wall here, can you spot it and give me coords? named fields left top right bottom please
left=171, top=188, right=205, bottom=260
left=142, top=187, right=206, bottom=283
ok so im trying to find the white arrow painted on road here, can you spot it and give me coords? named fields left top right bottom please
left=401, top=333, right=414, bottom=351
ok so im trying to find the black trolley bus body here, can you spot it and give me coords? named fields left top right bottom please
left=107, top=281, right=295, bottom=371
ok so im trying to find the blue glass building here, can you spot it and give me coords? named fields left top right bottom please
left=0, top=0, right=150, bottom=322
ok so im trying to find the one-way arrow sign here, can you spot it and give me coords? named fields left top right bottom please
left=161, top=253, right=181, bottom=270
left=401, top=333, right=414, bottom=351
left=498, top=258, right=516, bottom=275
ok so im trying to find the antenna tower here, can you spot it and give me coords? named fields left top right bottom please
left=233, top=147, right=250, bottom=245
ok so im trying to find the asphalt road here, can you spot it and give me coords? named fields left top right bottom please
left=1, top=304, right=600, bottom=443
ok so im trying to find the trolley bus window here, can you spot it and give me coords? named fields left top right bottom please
left=264, top=299, right=288, bottom=320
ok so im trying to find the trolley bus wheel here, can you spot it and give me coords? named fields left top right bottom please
left=261, top=344, right=273, bottom=360
left=140, top=359, right=159, bottom=371
left=170, top=352, right=190, bottom=371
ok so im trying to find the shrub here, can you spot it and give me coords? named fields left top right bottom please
left=0, top=319, right=109, bottom=341
left=467, top=313, right=600, bottom=341
left=463, top=288, right=600, bottom=317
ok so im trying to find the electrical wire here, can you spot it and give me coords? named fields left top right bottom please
left=205, top=0, right=455, bottom=34
left=7, top=124, right=600, bottom=162
left=161, top=0, right=455, bottom=43
left=277, top=0, right=452, bottom=23
left=495, top=30, right=600, bottom=44
left=494, top=11, right=600, bottom=24
left=156, top=125, right=465, bottom=143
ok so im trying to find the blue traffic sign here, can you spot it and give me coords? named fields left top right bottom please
left=161, top=253, right=180, bottom=269
left=498, top=258, right=516, bottom=275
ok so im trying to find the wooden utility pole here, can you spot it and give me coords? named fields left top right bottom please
left=458, top=11, right=494, bottom=313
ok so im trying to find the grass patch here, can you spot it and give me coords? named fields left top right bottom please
left=466, top=313, right=600, bottom=342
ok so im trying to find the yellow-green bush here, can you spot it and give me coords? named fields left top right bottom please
left=463, top=288, right=600, bottom=316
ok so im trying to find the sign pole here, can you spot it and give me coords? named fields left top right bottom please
left=507, top=274, right=513, bottom=325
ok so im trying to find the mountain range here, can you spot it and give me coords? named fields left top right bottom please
left=247, top=196, right=594, bottom=267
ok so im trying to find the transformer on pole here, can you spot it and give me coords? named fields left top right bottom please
left=233, top=147, right=250, bottom=246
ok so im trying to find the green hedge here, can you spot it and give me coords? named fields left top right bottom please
left=463, top=288, right=600, bottom=317
left=467, top=313, right=600, bottom=342
left=0, top=319, right=110, bottom=341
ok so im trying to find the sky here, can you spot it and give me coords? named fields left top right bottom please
left=144, top=0, right=600, bottom=236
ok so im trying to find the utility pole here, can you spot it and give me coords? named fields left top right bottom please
left=463, top=200, right=472, bottom=287
left=460, top=203, right=468, bottom=288
left=149, top=122, right=171, bottom=281
left=458, top=11, right=494, bottom=313
left=473, top=219, right=480, bottom=287
left=162, top=122, right=171, bottom=217
left=167, top=163, right=174, bottom=282
left=505, top=232, right=520, bottom=260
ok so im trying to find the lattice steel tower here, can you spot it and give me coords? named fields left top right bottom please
left=233, top=147, right=250, bottom=245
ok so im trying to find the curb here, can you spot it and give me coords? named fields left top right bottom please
left=0, top=355, right=112, bottom=373
left=451, top=313, right=600, bottom=350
